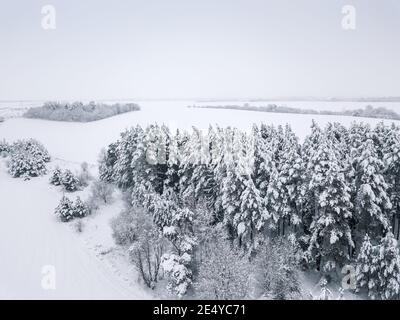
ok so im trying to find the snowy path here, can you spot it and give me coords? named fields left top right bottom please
left=0, top=163, right=150, bottom=299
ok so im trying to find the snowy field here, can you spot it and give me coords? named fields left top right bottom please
left=0, top=159, right=152, bottom=299
left=1, top=100, right=400, bottom=164
left=0, top=100, right=398, bottom=299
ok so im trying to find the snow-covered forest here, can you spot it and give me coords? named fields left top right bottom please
left=191, top=104, right=400, bottom=121
left=93, top=120, right=400, bottom=299
left=24, top=101, right=140, bottom=122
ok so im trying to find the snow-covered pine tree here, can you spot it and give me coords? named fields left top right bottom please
left=49, top=167, right=63, bottom=186
left=383, top=123, right=400, bottom=239
left=374, top=232, right=400, bottom=299
left=61, top=169, right=80, bottom=192
left=73, top=196, right=90, bottom=218
left=237, top=175, right=264, bottom=250
left=112, top=126, right=144, bottom=189
left=98, top=142, right=118, bottom=183
left=179, top=126, right=215, bottom=210
left=305, top=137, right=354, bottom=272
left=301, top=121, right=325, bottom=238
left=302, top=120, right=324, bottom=164
left=324, top=122, right=350, bottom=162
left=221, top=129, right=265, bottom=250
left=165, top=128, right=183, bottom=193
left=155, top=189, right=196, bottom=298
left=55, top=196, right=74, bottom=222
left=356, top=232, right=400, bottom=299
left=355, top=234, right=375, bottom=294
left=352, top=139, right=392, bottom=248
left=251, top=124, right=276, bottom=199
left=271, top=124, right=305, bottom=237
left=348, top=122, right=372, bottom=151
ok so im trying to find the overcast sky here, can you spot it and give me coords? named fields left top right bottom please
left=0, top=0, right=399, bottom=101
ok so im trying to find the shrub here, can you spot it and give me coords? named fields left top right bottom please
left=128, top=211, right=166, bottom=289
left=110, top=210, right=138, bottom=245
left=194, top=240, right=251, bottom=300
left=254, top=238, right=302, bottom=300
left=77, top=162, right=92, bottom=187
left=8, top=139, right=50, bottom=178
left=73, top=220, right=84, bottom=233
left=55, top=196, right=90, bottom=222
left=90, top=180, right=114, bottom=204
left=61, top=169, right=80, bottom=192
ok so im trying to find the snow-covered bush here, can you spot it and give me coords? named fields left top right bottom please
left=55, top=196, right=90, bottom=222
left=73, top=220, right=84, bottom=233
left=8, top=139, right=50, bottom=178
left=129, top=211, right=167, bottom=289
left=51, top=167, right=87, bottom=191
left=254, top=238, right=302, bottom=299
left=110, top=210, right=139, bottom=246
left=194, top=240, right=251, bottom=300
left=162, top=252, right=193, bottom=298
left=90, top=180, right=114, bottom=204
left=77, top=162, right=92, bottom=187
left=61, top=169, right=80, bottom=192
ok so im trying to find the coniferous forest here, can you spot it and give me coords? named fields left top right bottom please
left=98, top=121, right=400, bottom=299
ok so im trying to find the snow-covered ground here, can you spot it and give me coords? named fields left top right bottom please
left=0, top=159, right=151, bottom=299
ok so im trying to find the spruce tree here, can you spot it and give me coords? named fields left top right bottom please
left=305, top=138, right=354, bottom=271
left=352, top=139, right=392, bottom=247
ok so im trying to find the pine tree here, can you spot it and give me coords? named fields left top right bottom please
left=49, top=167, right=63, bottom=186
left=73, top=197, right=90, bottom=218
left=61, top=169, right=80, bottom=192
left=383, top=124, right=400, bottom=238
left=356, top=233, right=400, bottom=299
left=271, top=125, right=305, bottom=237
left=237, top=176, right=264, bottom=249
left=305, top=138, right=354, bottom=271
left=55, top=196, right=74, bottom=222
left=352, top=139, right=392, bottom=246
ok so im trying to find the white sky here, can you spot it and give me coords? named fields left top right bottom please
left=0, top=0, right=399, bottom=100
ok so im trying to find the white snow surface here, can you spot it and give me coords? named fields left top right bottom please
left=0, top=160, right=151, bottom=299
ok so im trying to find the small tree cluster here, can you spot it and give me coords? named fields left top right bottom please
left=24, top=101, right=141, bottom=122
left=55, top=196, right=90, bottom=222
left=8, top=139, right=50, bottom=179
left=50, top=168, right=81, bottom=192
left=356, top=233, right=400, bottom=299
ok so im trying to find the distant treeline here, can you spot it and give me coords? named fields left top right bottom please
left=189, top=104, right=400, bottom=121
left=24, top=101, right=140, bottom=122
